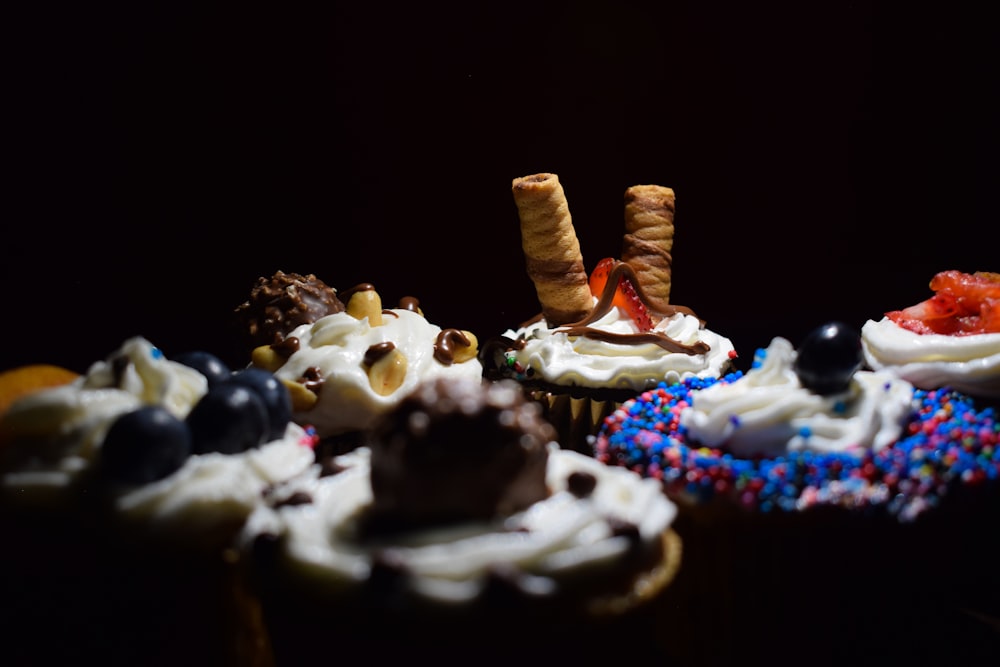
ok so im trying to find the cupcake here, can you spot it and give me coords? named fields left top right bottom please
left=240, top=375, right=683, bottom=663
left=0, top=337, right=317, bottom=666
left=861, top=269, right=1000, bottom=402
left=594, top=322, right=1000, bottom=665
left=237, top=271, right=483, bottom=455
left=482, top=173, right=736, bottom=454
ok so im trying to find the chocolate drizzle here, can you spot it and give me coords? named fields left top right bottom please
left=556, top=260, right=709, bottom=356
left=364, top=342, right=396, bottom=366
left=433, top=329, right=471, bottom=365
left=398, top=296, right=421, bottom=313
left=297, top=366, right=323, bottom=394
left=270, top=336, right=300, bottom=359
left=338, top=283, right=376, bottom=304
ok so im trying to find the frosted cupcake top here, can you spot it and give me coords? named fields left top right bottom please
left=242, top=377, right=677, bottom=607
left=0, top=337, right=317, bottom=548
left=595, top=323, right=1000, bottom=520
left=486, top=260, right=736, bottom=393
left=492, top=176, right=737, bottom=395
left=861, top=270, right=1000, bottom=399
left=681, top=336, right=913, bottom=457
left=246, top=282, right=483, bottom=438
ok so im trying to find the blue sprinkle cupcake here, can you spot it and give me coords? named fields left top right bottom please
left=594, top=322, right=1000, bottom=665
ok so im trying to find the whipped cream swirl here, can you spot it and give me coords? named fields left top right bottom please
left=241, top=444, right=676, bottom=605
left=681, top=337, right=914, bottom=457
left=861, top=317, right=1000, bottom=399
left=1, top=337, right=316, bottom=545
left=503, top=303, right=735, bottom=391
left=271, top=309, right=484, bottom=437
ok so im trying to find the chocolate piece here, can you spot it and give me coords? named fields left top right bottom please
left=235, top=271, right=345, bottom=349
left=567, top=471, right=597, bottom=498
left=365, top=377, right=554, bottom=531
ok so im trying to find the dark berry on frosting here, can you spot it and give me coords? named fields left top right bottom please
left=101, top=406, right=192, bottom=484
left=226, top=368, right=293, bottom=441
left=364, top=377, right=554, bottom=531
left=235, top=271, right=345, bottom=349
left=187, top=383, right=268, bottom=455
left=793, top=321, right=863, bottom=395
left=567, top=471, right=597, bottom=498
left=172, top=350, right=232, bottom=387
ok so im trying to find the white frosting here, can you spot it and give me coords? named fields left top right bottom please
left=1, top=337, right=207, bottom=500
left=1, top=337, right=317, bottom=544
left=680, top=337, right=914, bottom=457
left=271, top=309, right=484, bottom=437
left=115, top=422, right=315, bottom=543
left=240, top=444, right=676, bottom=605
left=503, top=304, right=735, bottom=391
left=861, top=316, right=1000, bottom=399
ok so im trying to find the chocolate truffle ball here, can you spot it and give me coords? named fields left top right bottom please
left=366, top=377, right=555, bottom=530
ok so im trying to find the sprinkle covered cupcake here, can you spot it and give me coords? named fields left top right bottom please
left=861, top=269, right=1000, bottom=401
left=237, top=271, right=483, bottom=455
left=0, top=337, right=317, bottom=666
left=594, top=322, right=1000, bottom=664
left=240, top=376, right=683, bottom=663
left=482, top=173, right=737, bottom=453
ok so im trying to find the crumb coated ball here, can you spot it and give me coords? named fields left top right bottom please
left=366, top=377, right=556, bottom=529
left=235, top=271, right=345, bottom=348
left=595, top=374, right=1000, bottom=519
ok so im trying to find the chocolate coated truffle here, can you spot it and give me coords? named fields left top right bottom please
left=235, top=271, right=344, bottom=349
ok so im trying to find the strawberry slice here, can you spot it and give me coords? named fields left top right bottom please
left=588, top=257, right=654, bottom=332
left=588, top=257, right=617, bottom=300
left=887, top=270, right=1000, bottom=335
left=616, top=274, right=655, bottom=331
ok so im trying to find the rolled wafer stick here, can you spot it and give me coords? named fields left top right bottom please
left=621, top=185, right=676, bottom=311
left=512, top=173, right=594, bottom=326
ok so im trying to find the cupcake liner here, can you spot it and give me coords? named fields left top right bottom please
left=655, top=488, right=1000, bottom=666
left=525, top=387, right=620, bottom=455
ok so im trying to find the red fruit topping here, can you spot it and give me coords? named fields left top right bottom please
left=887, top=270, right=1000, bottom=335
left=588, top=257, right=617, bottom=299
left=588, top=257, right=654, bottom=332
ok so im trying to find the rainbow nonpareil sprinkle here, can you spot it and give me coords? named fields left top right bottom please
left=593, top=373, right=999, bottom=521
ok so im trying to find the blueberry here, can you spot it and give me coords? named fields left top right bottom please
left=172, top=350, right=232, bottom=387
left=225, top=368, right=293, bottom=441
left=187, top=383, right=268, bottom=455
left=102, top=406, right=192, bottom=484
left=793, top=321, right=862, bottom=395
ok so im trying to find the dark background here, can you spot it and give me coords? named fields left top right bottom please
left=3, top=2, right=995, bottom=375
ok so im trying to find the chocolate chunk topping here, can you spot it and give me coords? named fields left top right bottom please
left=567, top=471, right=597, bottom=498
left=364, top=377, right=555, bottom=532
left=235, top=271, right=344, bottom=349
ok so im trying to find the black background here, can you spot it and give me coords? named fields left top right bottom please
left=3, top=2, right=996, bottom=375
